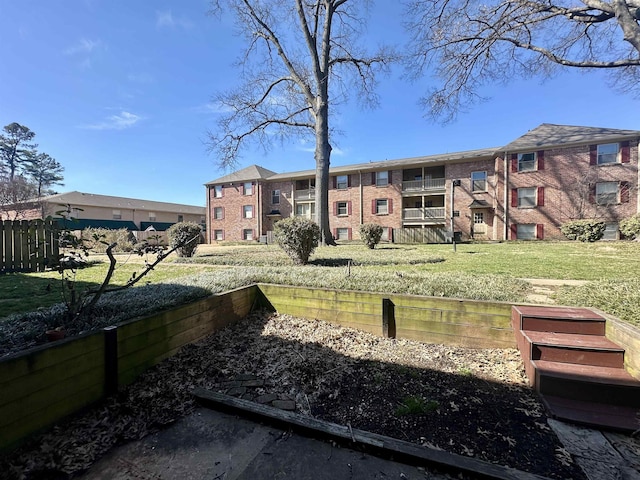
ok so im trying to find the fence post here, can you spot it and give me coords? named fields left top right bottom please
left=382, top=298, right=396, bottom=338
left=104, top=326, right=119, bottom=395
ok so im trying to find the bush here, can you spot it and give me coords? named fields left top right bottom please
left=273, top=217, right=321, bottom=265
left=167, top=222, right=202, bottom=257
left=359, top=223, right=383, bottom=249
left=620, top=213, right=640, bottom=240
left=82, top=228, right=136, bottom=253
left=560, top=219, right=605, bottom=242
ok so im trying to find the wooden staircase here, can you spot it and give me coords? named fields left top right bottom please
left=512, top=305, right=640, bottom=432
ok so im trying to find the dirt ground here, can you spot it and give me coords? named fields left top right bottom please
left=0, top=311, right=586, bottom=480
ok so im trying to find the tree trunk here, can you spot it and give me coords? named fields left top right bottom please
left=314, top=94, right=336, bottom=246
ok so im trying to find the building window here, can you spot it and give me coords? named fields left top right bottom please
left=243, top=205, right=253, bottom=218
left=214, top=229, right=224, bottom=241
left=598, top=143, right=619, bottom=164
left=518, top=152, right=536, bottom=172
left=178, top=215, right=184, bottom=222
left=243, top=229, right=253, bottom=241
left=244, top=182, right=253, bottom=195
left=296, top=202, right=315, bottom=218
left=272, top=189, right=280, bottom=204
left=518, top=188, right=536, bottom=208
left=336, top=201, right=348, bottom=216
left=375, top=199, right=388, bottom=214
left=517, top=224, right=536, bottom=240
left=112, top=210, right=121, bottom=220
left=471, top=171, right=487, bottom=192
left=214, top=185, right=223, bottom=198
left=214, top=207, right=224, bottom=220
left=376, top=171, right=389, bottom=187
left=336, top=228, right=349, bottom=240
left=473, top=212, right=484, bottom=224
left=380, top=227, right=389, bottom=241
left=596, top=182, right=618, bottom=205
left=148, top=212, right=156, bottom=221
left=336, top=175, right=349, bottom=189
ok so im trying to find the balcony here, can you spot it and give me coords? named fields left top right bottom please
left=402, top=178, right=446, bottom=193
left=294, top=189, right=315, bottom=201
left=402, top=207, right=446, bottom=222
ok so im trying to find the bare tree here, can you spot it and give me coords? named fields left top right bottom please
left=404, top=0, right=640, bottom=121
left=0, top=176, right=39, bottom=220
left=207, top=0, right=394, bottom=244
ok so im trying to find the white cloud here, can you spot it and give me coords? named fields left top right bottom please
left=81, top=111, right=143, bottom=130
left=64, top=38, right=101, bottom=56
left=156, top=10, right=193, bottom=29
left=192, top=102, right=233, bottom=114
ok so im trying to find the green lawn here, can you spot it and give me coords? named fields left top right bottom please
left=3, top=241, right=640, bottom=326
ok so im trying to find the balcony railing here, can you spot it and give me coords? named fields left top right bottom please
left=402, top=178, right=446, bottom=192
left=294, top=189, right=316, bottom=201
left=402, top=207, right=446, bottom=221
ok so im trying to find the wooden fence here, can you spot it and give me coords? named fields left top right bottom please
left=393, top=227, right=448, bottom=244
left=0, top=219, right=58, bottom=273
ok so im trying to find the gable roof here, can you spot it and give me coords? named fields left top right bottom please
left=41, top=191, right=205, bottom=214
left=205, top=165, right=278, bottom=185
left=501, top=123, right=640, bottom=152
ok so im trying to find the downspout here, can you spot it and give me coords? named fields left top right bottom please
left=503, top=152, right=509, bottom=241
left=359, top=171, right=363, bottom=226
left=257, top=181, right=262, bottom=237
left=205, top=185, right=211, bottom=243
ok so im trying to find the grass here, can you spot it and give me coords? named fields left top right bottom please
left=396, top=396, right=439, bottom=416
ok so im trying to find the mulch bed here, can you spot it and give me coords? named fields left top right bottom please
left=0, top=311, right=585, bottom=479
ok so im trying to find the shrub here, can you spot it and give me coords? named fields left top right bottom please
left=620, top=213, right=640, bottom=240
left=167, top=222, right=202, bottom=257
left=359, top=223, right=383, bottom=249
left=273, top=217, right=321, bottom=265
left=560, top=219, right=605, bottom=242
left=82, top=228, right=136, bottom=253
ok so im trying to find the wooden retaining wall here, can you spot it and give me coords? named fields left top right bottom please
left=603, top=312, right=640, bottom=380
left=257, top=284, right=515, bottom=349
left=0, top=286, right=258, bottom=452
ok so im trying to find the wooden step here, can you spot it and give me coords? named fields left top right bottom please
left=533, top=360, right=640, bottom=407
left=541, top=395, right=640, bottom=433
left=512, top=305, right=606, bottom=335
left=524, top=331, right=625, bottom=368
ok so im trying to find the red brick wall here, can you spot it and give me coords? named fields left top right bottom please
left=262, top=181, right=294, bottom=234
left=360, top=170, right=402, bottom=240
left=208, top=181, right=260, bottom=242
left=507, top=142, right=638, bottom=239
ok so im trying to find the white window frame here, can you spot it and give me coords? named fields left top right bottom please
left=148, top=212, right=156, bottom=221
left=214, top=185, right=223, bottom=198
left=518, top=187, right=536, bottom=208
left=112, top=209, right=121, bottom=220
left=243, top=205, right=254, bottom=218
left=213, top=207, right=224, bottom=220
left=337, top=201, right=348, bottom=216
left=295, top=202, right=315, bottom=218
left=597, top=143, right=619, bottom=165
left=596, top=182, right=618, bottom=205
left=242, top=228, right=253, bottom=241
left=336, top=175, right=349, bottom=189
left=471, top=171, right=487, bottom=192
left=375, top=199, right=388, bottom=214
left=473, top=212, right=484, bottom=224
left=517, top=224, right=536, bottom=240
left=214, top=229, right=224, bottom=241
left=517, top=152, right=536, bottom=172
left=336, top=227, right=349, bottom=240
left=271, top=189, right=280, bottom=205
left=244, top=182, right=253, bottom=195
left=376, top=171, right=389, bottom=187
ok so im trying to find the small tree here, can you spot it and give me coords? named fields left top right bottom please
left=620, top=214, right=640, bottom=240
left=167, top=222, right=202, bottom=257
left=561, top=219, right=606, bottom=242
left=359, top=223, right=383, bottom=249
left=274, top=217, right=321, bottom=265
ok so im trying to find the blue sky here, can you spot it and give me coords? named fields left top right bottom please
left=1, top=1, right=639, bottom=207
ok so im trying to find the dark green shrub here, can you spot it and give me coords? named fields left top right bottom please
left=560, top=219, right=605, bottom=242
left=620, top=214, right=640, bottom=240
left=359, top=223, right=383, bottom=249
left=273, top=217, right=320, bottom=265
left=167, top=222, right=202, bottom=257
left=82, top=228, right=136, bottom=252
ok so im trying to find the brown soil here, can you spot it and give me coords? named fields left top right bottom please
left=0, top=311, right=586, bottom=480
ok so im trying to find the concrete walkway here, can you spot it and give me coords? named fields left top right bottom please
left=78, top=407, right=456, bottom=480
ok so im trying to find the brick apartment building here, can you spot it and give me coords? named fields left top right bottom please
left=204, top=124, right=640, bottom=243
